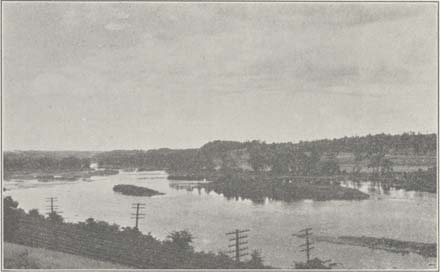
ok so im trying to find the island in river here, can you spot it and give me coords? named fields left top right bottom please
left=168, top=171, right=369, bottom=202
left=113, top=184, right=164, bottom=197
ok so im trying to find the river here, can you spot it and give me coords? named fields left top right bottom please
left=3, top=170, right=437, bottom=269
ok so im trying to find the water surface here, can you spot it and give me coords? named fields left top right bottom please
left=4, top=171, right=437, bottom=269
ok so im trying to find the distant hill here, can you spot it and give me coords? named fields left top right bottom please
left=4, top=133, right=436, bottom=174
left=93, top=132, right=436, bottom=174
left=4, top=151, right=93, bottom=174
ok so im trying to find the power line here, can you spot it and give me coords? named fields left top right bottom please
left=293, top=227, right=313, bottom=264
left=226, top=229, right=250, bottom=263
left=130, top=203, right=146, bottom=230
left=45, top=197, right=62, bottom=216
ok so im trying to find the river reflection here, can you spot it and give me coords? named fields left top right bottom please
left=340, top=179, right=434, bottom=200
left=4, top=171, right=437, bottom=269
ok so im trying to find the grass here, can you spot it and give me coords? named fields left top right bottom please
left=3, top=242, right=131, bottom=269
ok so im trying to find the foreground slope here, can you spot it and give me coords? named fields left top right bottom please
left=4, top=242, right=131, bottom=269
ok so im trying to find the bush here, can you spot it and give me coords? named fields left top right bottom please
left=4, top=196, right=21, bottom=241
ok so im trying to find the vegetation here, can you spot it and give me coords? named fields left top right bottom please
left=4, top=248, right=40, bottom=269
left=396, top=167, right=437, bottom=193
left=295, top=258, right=335, bottom=269
left=4, top=196, right=20, bottom=242
left=113, top=184, right=164, bottom=197
left=92, top=133, right=436, bottom=174
left=4, top=133, right=436, bottom=196
left=296, top=132, right=436, bottom=156
left=5, top=133, right=435, bottom=177
left=4, top=152, right=91, bottom=173
left=3, top=151, right=118, bottom=182
left=168, top=175, right=207, bottom=181
left=201, top=173, right=369, bottom=202
left=4, top=243, right=129, bottom=269
left=4, top=197, right=269, bottom=269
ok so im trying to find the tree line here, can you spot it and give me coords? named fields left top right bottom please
left=4, top=132, right=436, bottom=177
left=4, top=153, right=91, bottom=173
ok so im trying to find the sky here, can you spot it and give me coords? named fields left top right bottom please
left=3, top=2, right=438, bottom=151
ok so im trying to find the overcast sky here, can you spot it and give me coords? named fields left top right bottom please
left=3, top=2, right=438, bottom=151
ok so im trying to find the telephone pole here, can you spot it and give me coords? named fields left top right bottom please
left=131, top=203, right=146, bottom=230
left=45, top=197, right=61, bottom=215
left=226, top=229, right=250, bottom=263
left=294, top=227, right=314, bottom=264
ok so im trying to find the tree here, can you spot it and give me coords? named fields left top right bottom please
left=317, top=152, right=340, bottom=175
left=248, top=141, right=271, bottom=172
left=4, top=196, right=20, bottom=241
left=271, top=151, right=290, bottom=175
left=305, top=149, right=321, bottom=175
left=352, top=146, right=367, bottom=174
left=367, top=152, right=385, bottom=176
left=318, top=160, right=340, bottom=175
left=48, top=211, right=64, bottom=223
left=167, top=230, right=194, bottom=252
left=248, top=250, right=264, bottom=268
left=380, top=159, right=394, bottom=176
left=28, top=209, right=44, bottom=220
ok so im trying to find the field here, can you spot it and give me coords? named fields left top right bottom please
left=3, top=242, right=131, bottom=269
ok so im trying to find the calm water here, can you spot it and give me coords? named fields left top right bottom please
left=4, top=171, right=437, bottom=269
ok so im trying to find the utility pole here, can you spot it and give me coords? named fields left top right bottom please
left=131, top=203, right=146, bottom=230
left=45, top=197, right=61, bottom=216
left=294, top=227, right=314, bottom=264
left=226, top=229, right=250, bottom=263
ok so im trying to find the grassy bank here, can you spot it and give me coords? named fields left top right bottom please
left=4, top=242, right=130, bottom=269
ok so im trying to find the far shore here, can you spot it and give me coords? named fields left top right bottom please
left=4, top=169, right=119, bottom=182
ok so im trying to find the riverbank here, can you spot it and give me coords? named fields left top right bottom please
left=348, top=167, right=437, bottom=193
left=4, top=169, right=119, bottom=182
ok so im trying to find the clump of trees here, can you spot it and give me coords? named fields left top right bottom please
left=202, top=174, right=369, bottom=203
left=397, top=167, right=437, bottom=193
left=4, top=196, right=21, bottom=241
left=113, top=184, right=164, bottom=196
left=4, top=153, right=90, bottom=174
